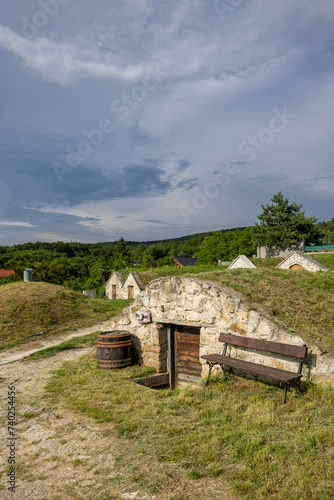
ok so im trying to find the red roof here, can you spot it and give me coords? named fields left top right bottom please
left=0, top=270, right=14, bottom=277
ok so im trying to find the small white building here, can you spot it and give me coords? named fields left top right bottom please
left=228, top=255, right=257, bottom=270
left=105, top=272, right=125, bottom=299
left=123, top=271, right=145, bottom=299
left=275, top=251, right=329, bottom=272
left=105, top=271, right=144, bottom=299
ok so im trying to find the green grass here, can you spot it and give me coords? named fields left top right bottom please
left=137, top=259, right=334, bottom=356
left=29, top=331, right=100, bottom=359
left=0, top=281, right=130, bottom=350
left=46, top=353, right=334, bottom=499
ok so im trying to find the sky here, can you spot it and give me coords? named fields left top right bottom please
left=0, top=0, right=333, bottom=245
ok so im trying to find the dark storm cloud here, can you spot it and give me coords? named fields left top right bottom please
left=0, top=0, right=333, bottom=243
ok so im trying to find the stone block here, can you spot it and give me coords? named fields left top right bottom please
left=229, top=322, right=247, bottom=335
left=184, top=311, right=202, bottom=322
left=143, top=342, right=167, bottom=354
left=142, top=350, right=166, bottom=362
left=199, top=330, right=216, bottom=346
left=247, top=310, right=260, bottom=333
left=200, top=314, right=214, bottom=324
left=151, top=328, right=167, bottom=345
left=256, top=318, right=276, bottom=339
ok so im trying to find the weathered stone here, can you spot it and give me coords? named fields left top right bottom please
left=103, top=276, right=334, bottom=387
left=220, top=312, right=230, bottom=322
left=229, top=322, right=247, bottom=336
left=184, top=311, right=202, bottom=322
left=247, top=310, right=260, bottom=333
left=256, top=318, right=276, bottom=339
left=142, top=350, right=166, bottom=362
left=143, top=342, right=167, bottom=354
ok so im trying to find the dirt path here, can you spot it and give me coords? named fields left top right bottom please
left=0, top=331, right=237, bottom=499
left=0, top=342, right=159, bottom=499
left=0, top=321, right=111, bottom=367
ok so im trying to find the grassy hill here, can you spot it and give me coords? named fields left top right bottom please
left=0, top=281, right=129, bottom=350
left=136, top=253, right=334, bottom=355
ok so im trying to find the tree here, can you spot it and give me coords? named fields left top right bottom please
left=112, top=237, right=131, bottom=268
left=253, top=192, right=319, bottom=248
left=316, top=217, right=334, bottom=244
left=197, top=231, right=231, bottom=263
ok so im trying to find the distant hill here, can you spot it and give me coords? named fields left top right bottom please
left=125, top=227, right=248, bottom=246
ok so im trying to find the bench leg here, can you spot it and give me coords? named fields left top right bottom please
left=205, top=362, right=215, bottom=386
left=283, top=384, right=290, bottom=404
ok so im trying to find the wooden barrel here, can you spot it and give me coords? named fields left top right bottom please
left=97, top=331, right=133, bottom=369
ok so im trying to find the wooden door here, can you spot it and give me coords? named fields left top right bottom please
left=128, top=286, right=134, bottom=299
left=174, top=325, right=202, bottom=388
left=112, top=285, right=117, bottom=299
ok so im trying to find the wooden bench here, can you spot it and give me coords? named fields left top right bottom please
left=201, top=333, right=308, bottom=403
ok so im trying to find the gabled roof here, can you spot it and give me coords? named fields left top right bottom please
left=125, top=271, right=145, bottom=290
left=172, top=257, right=198, bottom=267
left=0, top=269, right=14, bottom=278
left=227, top=255, right=256, bottom=270
left=106, top=271, right=125, bottom=286
left=275, top=251, right=329, bottom=271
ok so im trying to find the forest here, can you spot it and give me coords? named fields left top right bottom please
left=1, top=211, right=333, bottom=298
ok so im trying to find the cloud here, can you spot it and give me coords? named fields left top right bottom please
left=0, top=221, right=36, bottom=227
left=135, top=219, right=177, bottom=225
left=0, top=25, right=145, bottom=85
left=1, top=1, right=334, bottom=245
left=2, top=1, right=333, bottom=86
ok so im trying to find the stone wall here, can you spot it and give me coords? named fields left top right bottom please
left=103, top=276, right=334, bottom=386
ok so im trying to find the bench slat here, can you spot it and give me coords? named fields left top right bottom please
left=219, top=333, right=307, bottom=359
left=201, top=354, right=302, bottom=383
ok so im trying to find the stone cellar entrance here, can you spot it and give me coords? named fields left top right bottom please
left=103, top=276, right=333, bottom=389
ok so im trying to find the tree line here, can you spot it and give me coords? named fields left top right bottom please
left=0, top=193, right=332, bottom=295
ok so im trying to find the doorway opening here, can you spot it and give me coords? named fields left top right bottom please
left=168, top=324, right=202, bottom=389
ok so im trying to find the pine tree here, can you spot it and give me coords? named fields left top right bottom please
left=253, top=192, right=318, bottom=248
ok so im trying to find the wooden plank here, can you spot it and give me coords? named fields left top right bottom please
left=178, top=353, right=200, bottom=362
left=177, top=345, right=199, bottom=354
left=153, top=318, right=213, bottom=328
left=219, top=333, right=307, bottom=359
left=176, top=332, right=200, bottom=341
left=134, top=373, right=169, bottom=388
left=177, top=373, right=202, bottom=383
left=175, top=325, right=200, bottom=335
left=202, top=354, right=302, bottom=383
left=177, top=340, right=200, bottom=349
left=167, top=324, right=175, bottom=390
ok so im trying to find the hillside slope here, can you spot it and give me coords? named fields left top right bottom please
left=137, top=254, right=334, bottom=355
left=0, top=282, right=129, bottom=349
